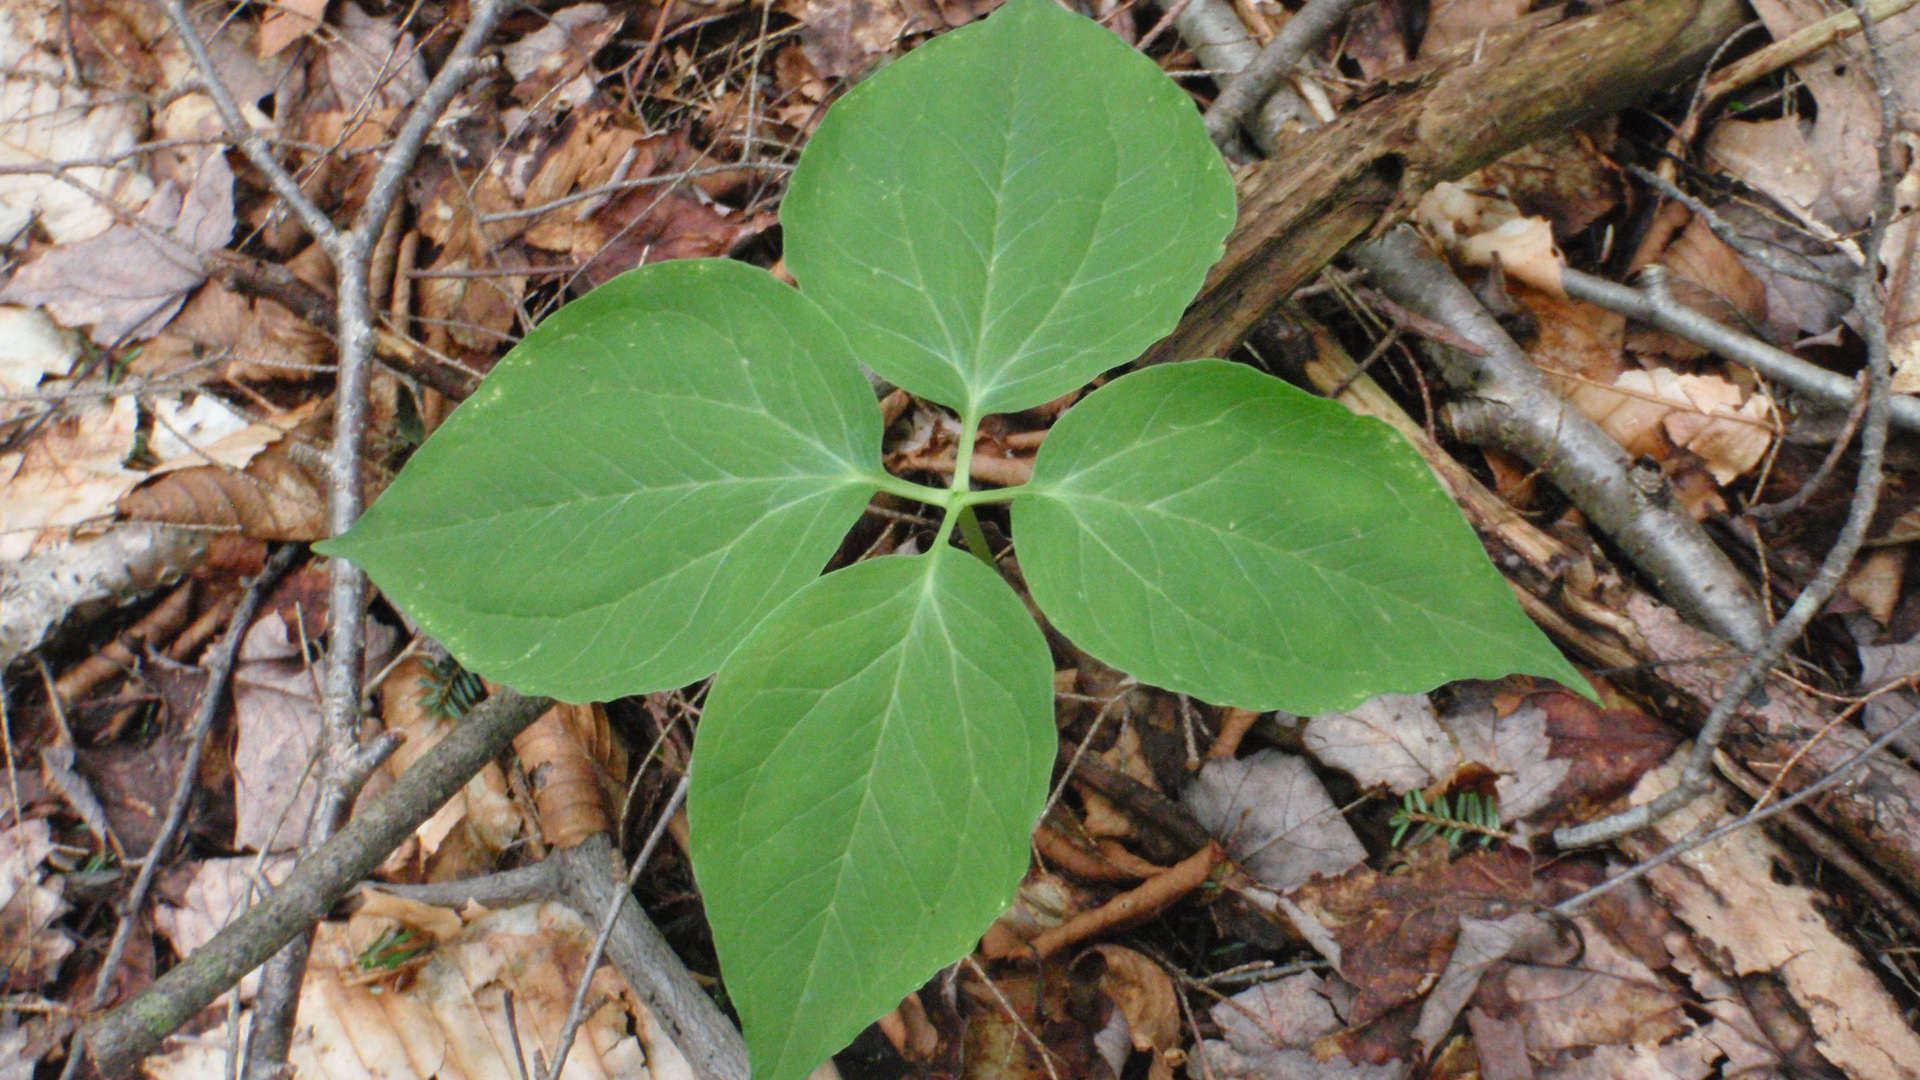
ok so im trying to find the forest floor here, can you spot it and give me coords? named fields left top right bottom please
left=5, top=0, right=1920, bottom=1078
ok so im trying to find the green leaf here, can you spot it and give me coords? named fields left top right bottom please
left=689, top=549, right=1055, bottom=1080
left=1014, top=361, right=1588, bottom=714
left=318, top=259, right=883, bottom=703
left=782, top=0, right=1235, bottom=415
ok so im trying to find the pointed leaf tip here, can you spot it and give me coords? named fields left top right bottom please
left=323, top=259, right=884, bottom=703
left=1015, top=361, right=1589, bottom=713
left=689, top=550, right=1055, bottom=1080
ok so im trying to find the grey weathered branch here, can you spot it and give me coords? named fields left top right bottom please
left=1150, top=0, right=1750, bottom=366
left=85, top=688, right=556, bottom=1076
left=1349, top=227, right=1769, bottom=650
left=1201, top=0, right=1364, bottom=154
left=1556, top=0, right=1907, bottom=848
left=1, top=526, right=207, bottom=673
left=1560, top=266, right=1920, bottom=435
left=372, top=829, right=750, bottom=1080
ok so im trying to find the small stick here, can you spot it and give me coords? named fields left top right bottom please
left=87, top=546, right=302, bottom=1013
left=1020, top=842, right=1224, bottom=960
left=1202, top=0, right=1364, bottom=153
left=84, top=688, right=556, bottom=1076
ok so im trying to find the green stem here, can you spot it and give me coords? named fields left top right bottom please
left=869, top=472, right=953, bottom=506
left=956, top=505, right=996, bottom=569
left=931, top=408, right=982, bottom=551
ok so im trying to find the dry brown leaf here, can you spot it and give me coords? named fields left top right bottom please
left=2, top=385, right=307, bottom=557
left=323, top=3, right=427, bottom=112
left=377, top=657, right=525, bottom=880
left=1199, top=971, right=1401, bottom=1080
left=513, top=703, right=625, bottom=850
left=230, top=614, right=397, bottom=853
left=502, top=4, right=624, bottom=108
left=1620, top=758, right=1920, bottom=1080
left=1843, top=547, right=1905, bottom=626
left=1627, top=212, right=1769, bottom=362
left=1087, top=945, right=1182, bottom=1080
left=1078, top=720, right=1156, bottom=841
left=0, top=149, right=233, bottom=344
left=119, top=443, right=329, bottom=541
left=1181, top=749, right=1365, bottom=892
left=1477, top=129, right=1623, bottom=238
left=1560, top=368, right=1776, bottom=484
left=1741, top=0, right=1915, bottom=230
left=797, top=0, right=917, bottom=78
left=143, top=281, right=335, bottom=384
left=0, top=820, right=75, bottom=992
left=258, top=0, right=327, bottom=57
left=1303, top=693, right=1458, bottom=794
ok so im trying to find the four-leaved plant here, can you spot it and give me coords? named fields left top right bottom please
left=321, top=1, right=1585, bottom=1076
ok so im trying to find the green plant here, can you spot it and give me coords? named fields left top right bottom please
left=319, top=2, right=1586, bottom=1075
left=1390, top=789, right=1508, bottom=850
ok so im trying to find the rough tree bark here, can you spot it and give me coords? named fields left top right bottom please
left=1142, top=0, right=1750, bottom=366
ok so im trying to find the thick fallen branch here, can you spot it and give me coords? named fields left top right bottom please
left=1289, top=327, right=1920, bottom=902
left=1349, top=227, right=1768, bottom=650
left=85, top=688, right=555, bottom=1076
left=1146, top=0, right=1749, bottom=366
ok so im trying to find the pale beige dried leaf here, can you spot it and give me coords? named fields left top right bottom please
left=0, top=820, right=75, bottom=991
left=1459, top=216, right=1565, bottom=296
left=0, top=0, right=155, bottom=244
left=153, top=856, right=297, bottom=1002
left=0, top=307, right=79, bottom=395
left=325, top=3, right=427, bottom=111
left=1181, top=750, right=1366, bottom=892
left=1303, top=693, right=1458, bottom=794
left=1199, top=972, right=1400, bottom=1080
left=1843, top=547, right=1905, bottom=626
left=0, top=150, right=233, bottom=344
left=1440, top=702, right=1571, bottom=824
left=1561, top=368, right=1776, bottom=483
left=1706, top=118, right=1828, bottom=219
left=0, top=394, right=142, bottom=561
left=258, top=0, right=328, bottom=57
left=1886, top=156, right=1920, bottom=393
left=378, top=657, right=526, bottom=870
left=3, top=384, right=301, bottom=556
left=1623, top=758, right=1920, bottom=1080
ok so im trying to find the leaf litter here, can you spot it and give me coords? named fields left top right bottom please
left=6, top=0, right=1920, bottom=1076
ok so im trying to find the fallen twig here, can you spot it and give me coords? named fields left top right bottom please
left=1153, top=0, right=1748, bottom=366
left=1201, top=0, right=1364, bottom=155
left=1561, top=266, right=1920, bottom=435
left=84, top=687, right=555, bottom=1075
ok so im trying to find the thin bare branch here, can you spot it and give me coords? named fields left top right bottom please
left=156, top=0, right=342, bottom=254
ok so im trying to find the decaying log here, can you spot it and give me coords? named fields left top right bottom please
left=1143, top=0, right=1750, bottom=367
